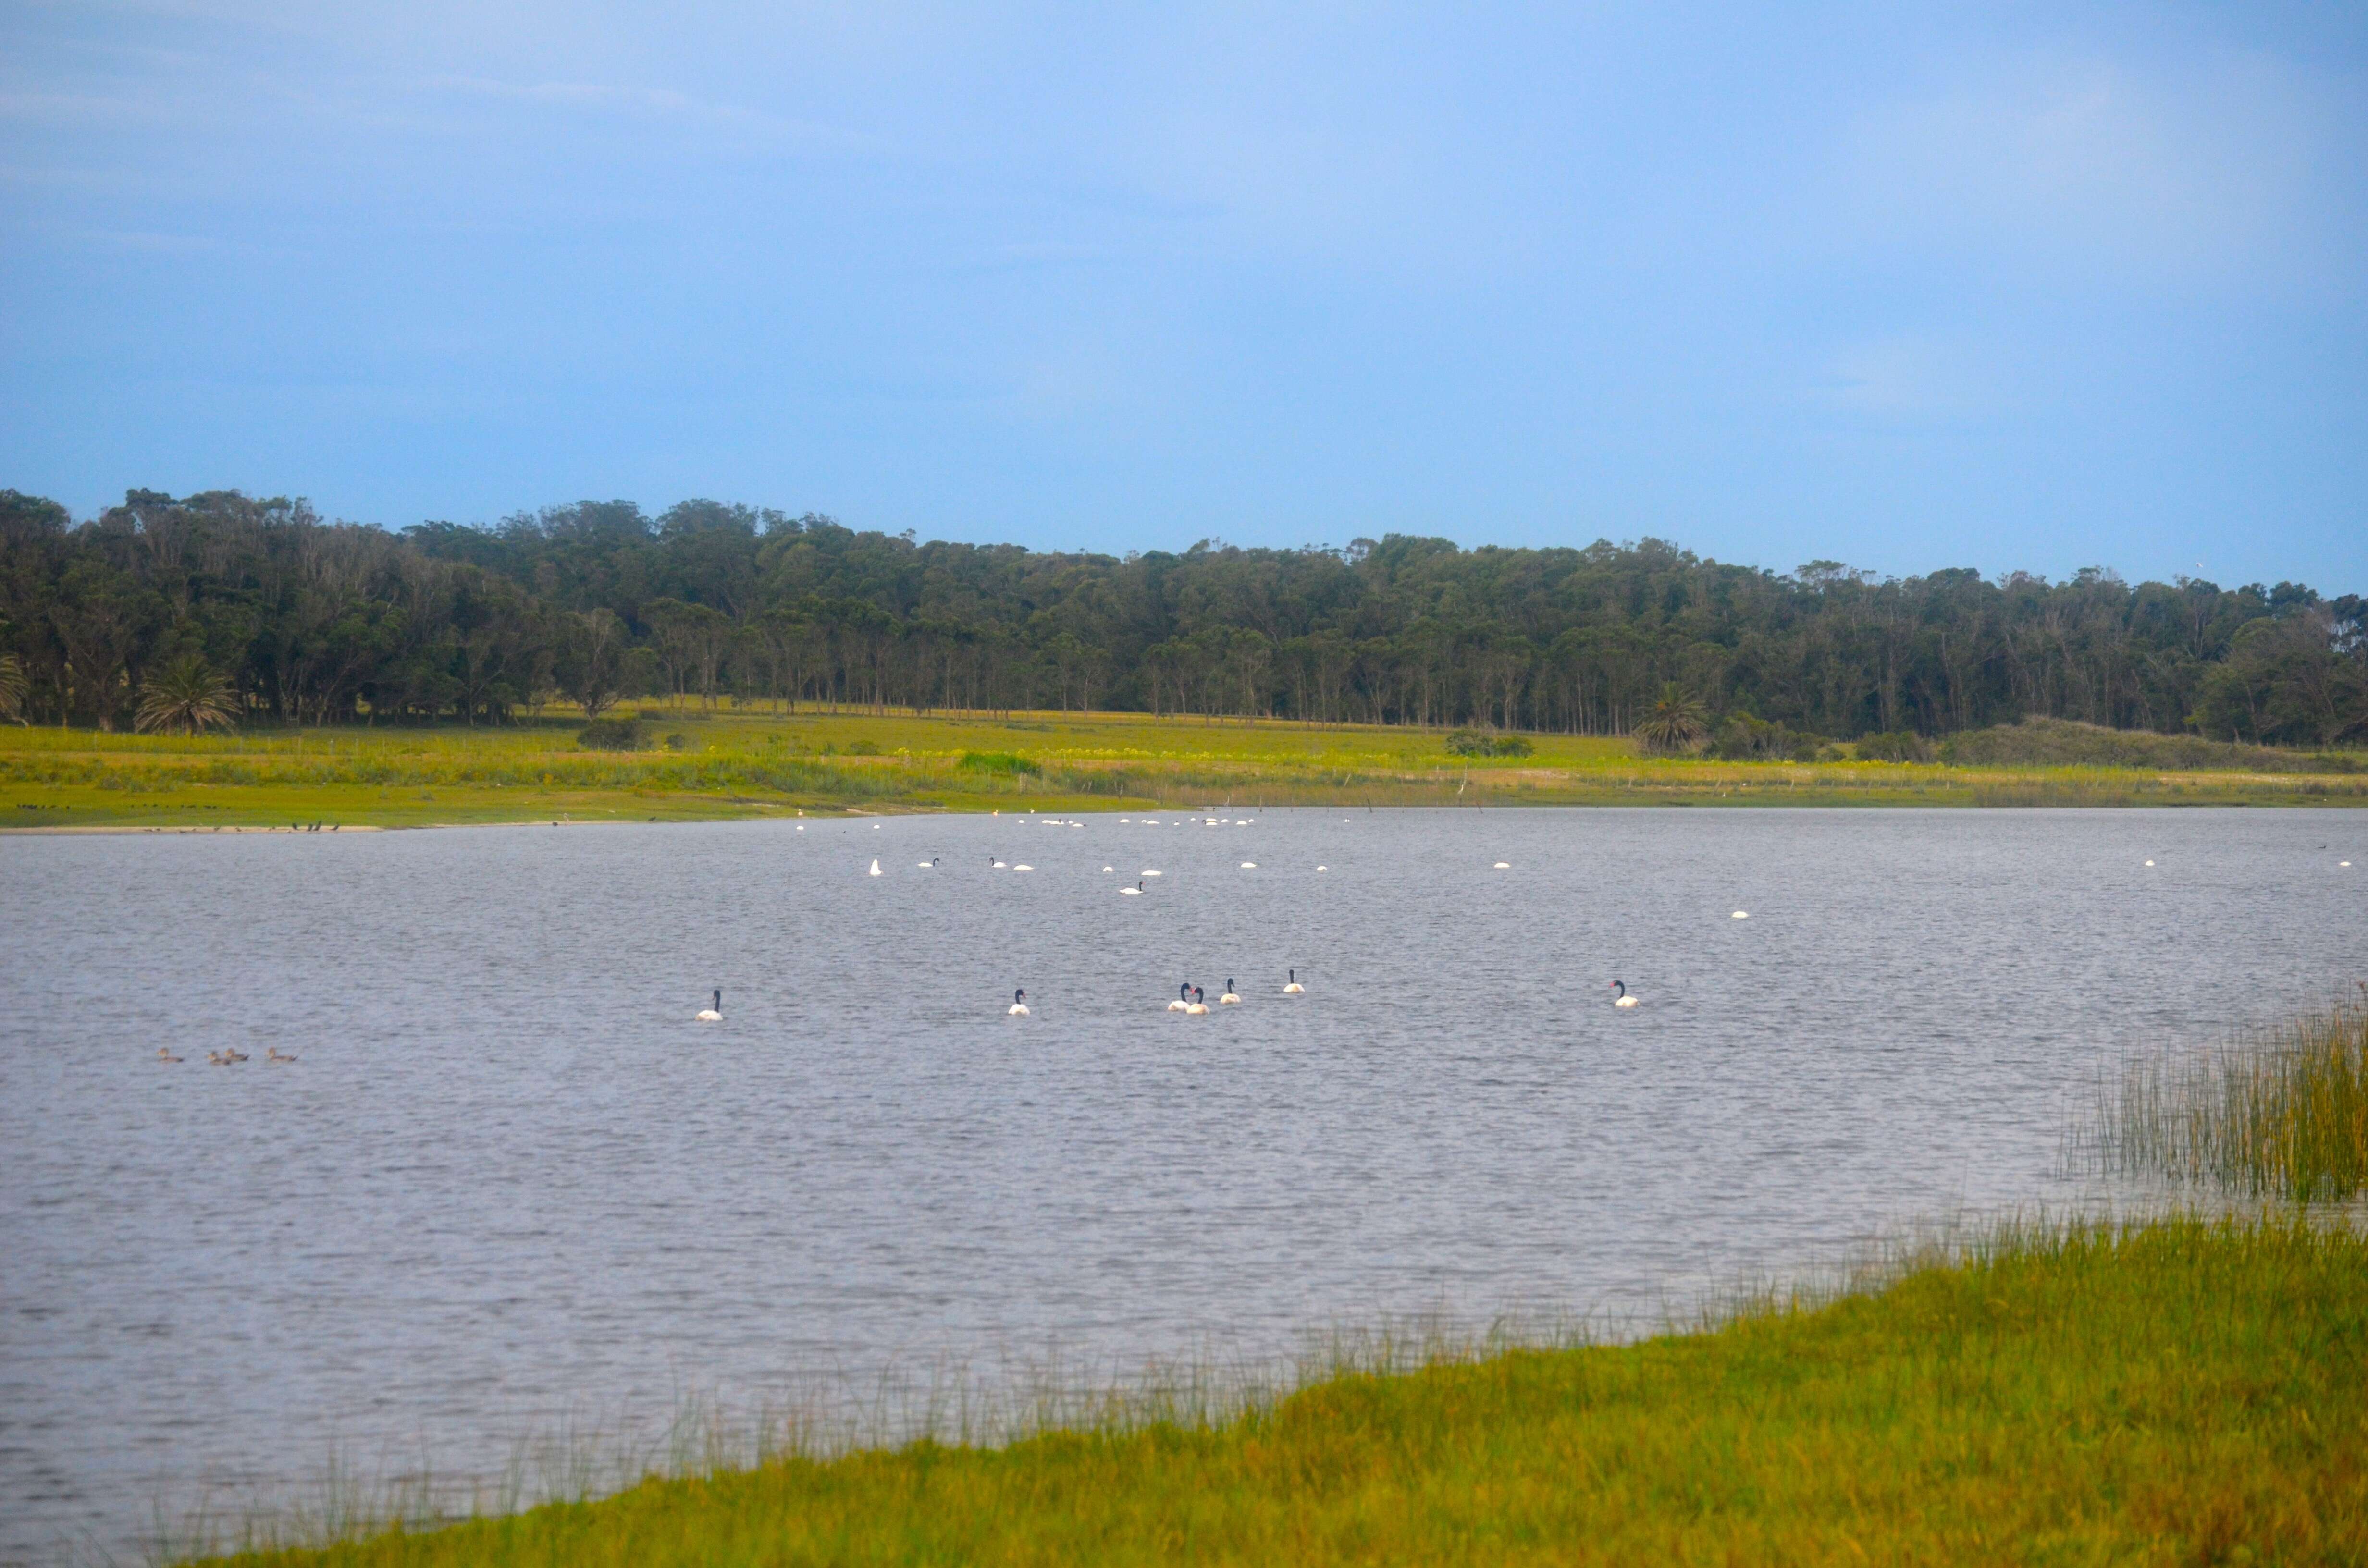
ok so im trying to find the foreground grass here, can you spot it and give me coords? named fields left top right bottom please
left=192, top=1216, right=2368, bottom=1567
left=7, top=705, right=2366, bottom=829
left=2096, top=990, right=2368, bottom=1202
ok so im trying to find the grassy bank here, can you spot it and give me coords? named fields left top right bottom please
left=2093, top=989, right=2368, bottom=1202
left=186, top=1215, right=2368, bottom=1566
left=7, top=706, right=2366, bottom=830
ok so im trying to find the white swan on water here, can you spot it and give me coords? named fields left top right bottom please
left=1218, top=979, right=1241, bottom=1004
left=868, top=859, right=881, bottom=876
left=1122, top=880, right=1144, bottom=895
left=697, top=990, right=723, bottom=1021
left=1168, top=981, right=1190, bottom=1011
left=1008, top=989, right=1030, bottom=1017
left=1610, top=980, right=1638, bottom=1009
left=1283, top=968, right=1304, bottom=994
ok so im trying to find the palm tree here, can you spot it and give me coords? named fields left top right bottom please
left=0, top=652, right=25, bottom=723
left=135, top=655, right=238, bottom=735
left=1634, top=682, right=1710, bottom=753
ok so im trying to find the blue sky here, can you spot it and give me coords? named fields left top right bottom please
left=4, top=2, right=2364, bottom=587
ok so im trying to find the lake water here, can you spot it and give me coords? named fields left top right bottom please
left=2, top=807, right=2362, bottom=1564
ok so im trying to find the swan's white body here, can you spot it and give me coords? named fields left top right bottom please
left=1122, top=884, right=1142, bottom=895
left=1009, top=1003, right=1029, bottom=1016
left=1731, top=910, right=1749, bottom=919
left=1240, top=861, right=1257, bottom=869
left=1283, top=970, right=1305, bottom=994
left=1013, top=864, right=1033, bottom=872
left=1493, top=861, right=1510, bottom=869
left=1167, top=999, right=1188, bottom=1011
left=696, top=1008, right=722, bottom=1020
left=1142, top=869, right=1161, bottom=877
left=1613, top=994, right=1638, bottom=1008
left=1184, top=1001, right=1209, bottom=1015
left=1219, top=992, right=1241, bottom=1004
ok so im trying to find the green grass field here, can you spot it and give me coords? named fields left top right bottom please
left=6, top=704, right=2364, bottom=830
left=185, top=1215, right=2368, bottom=1567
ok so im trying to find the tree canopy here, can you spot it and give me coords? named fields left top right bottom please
left=2, top=487, right=2362, bottom=746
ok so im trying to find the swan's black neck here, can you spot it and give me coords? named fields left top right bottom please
left=713, top=990, right=722, bottom=1009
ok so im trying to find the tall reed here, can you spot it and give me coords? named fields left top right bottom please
left=2089, top=987, right=2368, bottom=1200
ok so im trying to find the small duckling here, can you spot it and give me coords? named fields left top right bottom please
left=223, top=1048, right=250, bottom=1063
left=207, top=1051, right=228, bottom=1066
left=266, top=1047, right=298, bottom=1064
left=157, top=1048, right=184, bottom=1063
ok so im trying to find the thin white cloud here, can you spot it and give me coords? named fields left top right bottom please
left=422, top=74, right=862, bottom=154
left=1838, top=51, right=2344, bottom=288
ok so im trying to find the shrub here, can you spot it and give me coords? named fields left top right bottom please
left=665, top=732, right=691, bottom=751
left=1445, top=730, right=1532, bottom=758
left=578, top=717, right=646, bottom=751
left=958, top=751, right=1040, bottom=775
left=1709, top=713, right=1827, bottom=762
left=1855, top=730, right=1934, bottom=763
left=843, top=738, right=883, bottom=756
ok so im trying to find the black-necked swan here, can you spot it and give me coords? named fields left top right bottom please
left=1169, top=980, right=1190, bottom=1011
left=1610, top=980, right=1639, bottom=1009
left=1184, top=985, right=1209, bottom=1015
left=697, top=990, right=723, bottom=1022
left=1009, top=989, right=1031, bottom=1017
left=1122, top=880, right=1145, bottom=896
left=1219, top=979, right=1241, bottom=1004
left=1283, top=968, right=1305, bottom=994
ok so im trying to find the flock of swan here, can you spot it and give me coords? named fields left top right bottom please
left=679, top=812, right=1725, bottom=1025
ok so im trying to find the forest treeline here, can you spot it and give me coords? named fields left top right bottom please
left=2, top=487, right=2364, bottom=746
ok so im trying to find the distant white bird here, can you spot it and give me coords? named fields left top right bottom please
left=1014, top=864, right=1033, bottom=871
left=1241, top=861, right=1257, bottom=869
left=918, top=862, right=934, bottom=868
left=869, top=859, right=882, bottom=876
left=796, top=825, right=804, bottom=831
left=1610, top=980, right=1639, bottom=1009
left=1493, top=862, right=1510, bottom=870
left=2144, top=860, right=2155, bottom=867
left=1142, top=869, right=1162, bottom=877
left=1103, top=866, right=1114, bottom=873
left=1009, top=989, right=1030, bottom=1017
left=1316, top=865, right=1327, bottom=872
left=1731, top=910, right=1749, bottom=919
left=2343, top=860, right=2353, bottom=868
left=1283, top=968, right=1304, bottom=994
left=993, top=859, right=1008, bottom=869
left=697, top=989, right=723, bottom=1022
left=1122, top=880, right=1144, bottom=895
